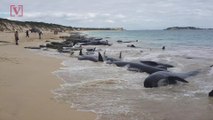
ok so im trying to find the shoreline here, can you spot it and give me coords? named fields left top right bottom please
left=0, top=31, right=96, bottom=120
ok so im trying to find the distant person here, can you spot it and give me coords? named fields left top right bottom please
left=38, top=31, right=43, bottom=39
left=162, top=46, right=165, bottom=50
left=25, top=30, right=29, bottom=37
left=14, top=31, right=19, bottom=45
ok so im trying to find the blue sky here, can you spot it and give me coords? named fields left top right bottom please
left=0, top=0, right=213, bottom=30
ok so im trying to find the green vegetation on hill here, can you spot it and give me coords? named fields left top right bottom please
left=0, top=18, right=73, bottom=32
left=0, top=18, right=124, bottom=32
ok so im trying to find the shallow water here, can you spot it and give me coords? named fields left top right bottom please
left=49, top=30, right=213, bottom=120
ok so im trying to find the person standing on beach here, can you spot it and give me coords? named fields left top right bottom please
left=26, top=30, right=29, bottom=38
left=162, top=46, right=165, bottom=50
left=14, top=31, right=19, bottom=45
left=38, top=31, right=43, bottom=39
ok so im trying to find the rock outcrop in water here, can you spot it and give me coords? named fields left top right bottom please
left=165, top=26, right=213, bottom=30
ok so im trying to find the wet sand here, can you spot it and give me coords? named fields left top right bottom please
left=0, top=31, right=96, bottom=120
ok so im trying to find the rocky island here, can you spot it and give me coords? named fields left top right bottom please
left=165, top=26, right=213, bottom=30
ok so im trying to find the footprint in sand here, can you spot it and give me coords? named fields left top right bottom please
left=0, top=56, right=19, bottom=64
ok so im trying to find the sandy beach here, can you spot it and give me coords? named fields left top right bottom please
left=0, top=31, right=96, bottom=120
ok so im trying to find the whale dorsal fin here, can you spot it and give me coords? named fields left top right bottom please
left=209, top=90, right=213, bottom=97
left=104, top=50, right=106, bottom=57
left=79, top=49, right=83, bottom=55
left=168, top=76, right=188, bottom=83
left=98, top=52, right=104, bottom=62
left=119, top=51, right=122, bottom=59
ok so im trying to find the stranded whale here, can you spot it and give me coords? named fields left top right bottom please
left=109, top=61, right=166, bottom=74
left=78, top=50, right=103, bottom=62
left=104, top=51, right=122, bottom=62
left=144, top=70, right=199, bottom=88
left=140, top=60, right=174, bottom=69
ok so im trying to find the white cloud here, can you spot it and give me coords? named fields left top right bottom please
left=105, top=20, right=115, bottom=23
left=87, top=13, right=97, bottom=18
left=101, top=13, right=111, bottom=17
left=115, top=14, right=126, bottom=19
left=1, top=0, right=213, bottom=29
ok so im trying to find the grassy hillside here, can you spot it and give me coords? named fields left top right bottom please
left=0, top=18, right=73, bottom=32
left=0, top=18, right=124, bottom=32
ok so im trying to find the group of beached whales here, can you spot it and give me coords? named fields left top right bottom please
left=77, top=49, right=213, bottom=97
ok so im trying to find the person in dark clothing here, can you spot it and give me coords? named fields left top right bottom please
left=162, top=46, right=165, bottom=50
left=38, top=31, right=43, bottom=39
left=26, top=30, right=29, bottom=37
left=14, top=31, right=19, bottom=45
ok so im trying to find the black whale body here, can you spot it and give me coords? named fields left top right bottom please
left=144, top=70, right=199, bottom=88
left=78, top=50, right=103, bottom=62
left=140, top=60, right=174, bottom=69
left=209, top=90, right=213, bottom=97
left=109, top=61, right=166, bottom=74
left=104, top=51, right=122, bottom=62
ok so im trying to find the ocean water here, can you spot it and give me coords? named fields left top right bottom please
left=52, top=30, right=213, bottom=120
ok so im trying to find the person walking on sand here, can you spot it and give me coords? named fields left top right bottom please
left=38, top=31, right=43, bottom=39
left=26, top=30, right=29, bottom=38
left=14, top=31, right=19, bottom=45
left=162, top=46, right=165, bottom=50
